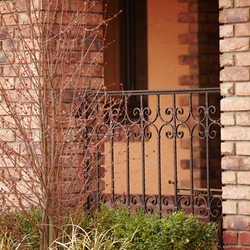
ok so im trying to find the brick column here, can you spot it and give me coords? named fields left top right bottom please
left=219, top=0, right=250, bottom=249
left=0, top=0, right=104, bottom=210
left=178, top=0, right=221, bottom=189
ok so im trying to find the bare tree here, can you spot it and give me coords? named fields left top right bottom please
left=0, top=0, right=117, bottom=248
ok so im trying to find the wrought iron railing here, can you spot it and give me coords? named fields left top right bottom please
left=82, top=87, right=222, bottom=246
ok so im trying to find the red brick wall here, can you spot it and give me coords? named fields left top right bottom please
left=178, top=0, right=220, bottom=87
left=0, top=0, right=104, bottom=209
left=220, top=0, right=250, bottom=249
left=178, top=0, right=221, bottom=189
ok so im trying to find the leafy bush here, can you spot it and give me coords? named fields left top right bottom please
left=88, top=204, right=217, bottom=250
left=0, top=204, right=217, bottom=249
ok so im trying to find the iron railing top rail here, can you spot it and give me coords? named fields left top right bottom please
left=85, top=87, right=221, bottom=96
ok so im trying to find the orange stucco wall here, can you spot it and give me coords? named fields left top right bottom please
left=147, top=0, right=189, bottom=89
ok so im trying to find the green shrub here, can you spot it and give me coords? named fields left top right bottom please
left=88, top=204, right=217, bottom=250
left=0, top=204, right=217, bottom=250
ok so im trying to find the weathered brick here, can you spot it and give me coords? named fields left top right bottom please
left=236, top=112, right=250, bottom=126
left=224, top=215, right=250, bottom=230
left=240, top=232, right=250, bottom=245
left=222, top=127, right=250, bottom=141
left=222, top=141, right=236, bottom=155
left=220, top=53, right=235, bottom=67
left=15, top=0, right=39, bottom=11
left=220, top=38, right=249, bottom=52
left=220, top=68, right=250, bottom=81
left=238, top=172, right=250, bottom=185
left=2, top=39, right=19, bottom=52
left=189, top=2, right=198, bottom=12
left=223, top=201, right=238, bottom=216
left=222, top=156, right=250, bottom=170
left=0, top=1, right=13, bottom=14
left=15, top=26, right=30, bottom=38
left=1, top=77, right=14, bottom=89
left=42, top=0, right=69, bottom=11
left=224, top=246, right=250, bottom=250
left=235, top=53, right=250, bottom=66
left=0, top=52, right=14, bottom=64
left=239, top=202, right=250, bottom=215
left=235, top=0, right=250, bottom=7
left=221, top=112, right=235, bottom=126
left=0, top=129, right=15, bottom=141
left=236, top=142, right=250, bottom=155
left=178, top=34, right=198, bottom=44
left=75, top=13, right=103, bottom=26
left=189, top=43, right=199, bottom=54
left=69, top=0, right=88, bottom=12
left=221, top=82, right=235, bottom=96
left=179, top=55, right=198, bottom=65
left=222, top=171, right=237, bottom=184
left=3, top=65, right=18, bottom=77
left=190, top=64, right=199, bottom=74
left=2, top=14, right=17, bottom=26
left=219, top=0, right=234, bottom=8
left=221, top=97, right=250, bottom=111
left=179, top=75, right=199, bottom=85
left=89, top=1, right=102, bottom=13
left=90, top=77, right=102, bottom=89
left=18, top=13, right=37, bottom=25
left=235, top=82, right=250, bottom=95
left=0, top=27, right=13, bottom=40
left=220, top=25, right=234, bottom=38
left=235, top=23, right=250, bottom=37
left=56, top=12, right=75, bottom=24
left=189, top=23, right=199, bottom=33
left=223, top=185, right=250, bottom=199
left=90, top=52, right=103, bottom=64
left=223, top=231, right=238, bottom=245
left=219, top=9, right=250, bottom=23
left=178, top=13, right=198, bottom=23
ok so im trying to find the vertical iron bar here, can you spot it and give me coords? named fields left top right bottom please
left=205, top=92, right=211, bottom=220
left=110, top=133, right=115, bottom=204
left=140, top=94, right=146, bottom=212
left=95, top=152, right=100, bottom=204
left=156, top=95, right=162, bottom=214
left=82, top=94, right=89, bottom=211
left=110, top=95, right=115, bottom=204
left=172, top=94, right=178, bottom=211
left=95, top=98, right=100, bottom=205
left=126, top=135, right=130, bottom=207
left=126, top=97, right=131, bottom=207
left=189, top=93, right=194, bottom=214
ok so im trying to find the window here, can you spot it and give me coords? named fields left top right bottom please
left=104, top=0, right=148, bottom=91
left=119, top=0, right=147, bottom=90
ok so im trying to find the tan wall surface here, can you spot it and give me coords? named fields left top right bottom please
left=147, top=0, right=189, bottom=90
